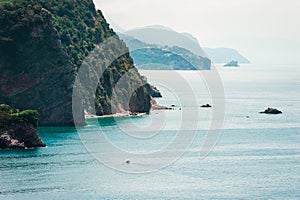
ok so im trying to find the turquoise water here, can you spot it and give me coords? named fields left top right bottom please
left=1, top=65, right=300, bottom=199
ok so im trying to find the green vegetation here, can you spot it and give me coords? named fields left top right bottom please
left=0, top=104, right=45, bottom=148
left=0, top=0, right=114, bottom=72
left=11, top=110, right=39, bottom=127
left=0, top=105, right=39, bottom=130
left=0, top=0, right=151, bottom=124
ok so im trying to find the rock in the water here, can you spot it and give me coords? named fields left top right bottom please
left=224, top=61, right=239, bottom=67
left=201, top=104, right=212, bottom=108
left=0, top=104, right=46, bottom=149
left=150, top=98, right=172, bottom=110
left=260, top=107, right=282, bottom=114
left=0, top=133, right=25, bottom=149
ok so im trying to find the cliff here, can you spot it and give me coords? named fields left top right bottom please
left=0, top=104, right=45, bottom=149
left=0, top=0, right=151, bottom=126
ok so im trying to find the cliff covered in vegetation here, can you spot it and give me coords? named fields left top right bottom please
left=0, top=0, right=152, bottom=126
left=0, top=104, right=45, bottom=149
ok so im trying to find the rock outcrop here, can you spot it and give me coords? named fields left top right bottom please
left=150, top=99, right=172, bottom=110
left=201, top=104, right=212, bottom=108
left=145, top=84, right=162, bottom=98
left=0, top=104, right=45, bottom=149
left=260, top=108, right=282, bottom=114
left=0, top=0, right=151, bottom=126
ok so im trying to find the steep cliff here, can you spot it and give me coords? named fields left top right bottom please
left=0, top=104, right=45, bottom=149
left=0, top=0, right=151, bottom=126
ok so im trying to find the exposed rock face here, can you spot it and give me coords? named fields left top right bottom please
left=0, top=104, right=45, bottom=149
left=140, top=76, right=162, bottom=98
left=129, top=87, right=151, bottom=114
left=0, top=0, right=151, bottom=126
left=145, top=84, right=162, bottom=98
left=0, top=7, right=75, bottom=126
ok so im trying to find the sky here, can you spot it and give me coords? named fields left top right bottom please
left=94, top=0, right=300, bottom=65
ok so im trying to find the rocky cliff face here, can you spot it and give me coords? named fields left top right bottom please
left=0, top=0, right=151, bottom=126
left=0, top=104, right=45, bottom=149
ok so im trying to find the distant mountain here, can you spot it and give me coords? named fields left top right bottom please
left=125, top=26, right=208, bottom=58
left=119, top=33, right=211, bottom=70
left=112, top=24, right=249, bottom=66
left=204, top=48, right=250, bottom=64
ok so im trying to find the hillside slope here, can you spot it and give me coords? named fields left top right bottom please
left=119, top=34, right=211, bottom=70
left=0, top=0, right=151, bottom=126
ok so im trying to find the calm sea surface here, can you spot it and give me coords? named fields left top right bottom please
left=1, top=64, right=299, bottom=199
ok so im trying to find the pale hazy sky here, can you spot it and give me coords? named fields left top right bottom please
left=94, top=0, right=300, bottom=65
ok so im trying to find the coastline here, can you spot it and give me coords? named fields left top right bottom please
left=84, top=100, right=171, bottom=119
left=85, top=111, right=147, bottom=119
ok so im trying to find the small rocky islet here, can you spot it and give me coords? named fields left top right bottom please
left=0, top=104, right=45, bottom=149
left=260, top=107, right=282, bottom=114
left=224, top=61, right=239, bottom=67
left=201, top=104, right=212, bottom=108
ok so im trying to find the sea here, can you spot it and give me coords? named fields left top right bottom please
left=1, top=64, right=299, bottom=199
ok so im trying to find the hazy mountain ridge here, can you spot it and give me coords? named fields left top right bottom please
left=109, top=23, right=249, bottom=65
left=119, top=33, right=211, bottom=70
left=204, top=48, right=250, bottom=64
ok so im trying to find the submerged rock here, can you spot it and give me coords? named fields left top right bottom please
left=0, top=104, right=45, bottom=149
left=260, top=108, right=282, bottom=114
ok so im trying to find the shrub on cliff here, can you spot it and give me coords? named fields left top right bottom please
left=11, top=110, right=39, bottom=128
left=0, top=105, right=39, bottom=130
